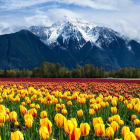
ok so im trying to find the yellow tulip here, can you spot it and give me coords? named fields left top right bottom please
left=9, top=111, right=17, bottom=122
left=119, top=96, right=124, bottom=101
left=0, top=123, right=4, bottom=128
left=5, top=114, right=9, bottom=122
left=106, top=126, right=114, bottom=138
left=56, top=104, right=61, bottom=109
left=55, top=108, right=59, bottom=112
left=69, top=128, right=81, bottom=140
left=111, top=107, right=117, bottom=114
left=61, top=104, right=66, bottom=109
left=100, top=102, right=105, bottom=108
left=21, top=102, right=26, bottom=106
left=112, top=99, right=117, bottom=106
left=124, top=132, right=137, bottom=140
left=64, top=120, right=74, bottom=135
left=112, top=115, right=120, bottom=123
left=119, top=120, right=124, bottom=126
left=40, top=118, right=52, bottom=134
left=77, top=110, right=83, bottom=117
left=134, top=128, right=140, bottom=139
left=61, top=109, right=67, bottom=115
left=127, top=104, right=133, bottom=110
left=70, top=118, right=78, bottom=128
left=11, top=130, right=24, bottom=140
left=80, top=123, right=90, bottom=136
left=20, top=105, right=27, bottom=115
left=0, top=105, right=6, bottom=113
left=0, top=113, right=5, bottom=123
left=30, top=103, right=35, bottom=108
left=105, top=102, right=109, bottom=107
left=134, top=119, right=140, bottom=126
left=93, top=104, right=99, bottom=111
left=28, top=108, right=37, bottom=117
left=25, top=118, right=33, bottom=128
left=89, top=109, right=95, bottom=116
left=93, top=117, right=103, bottom=126
left=54, top=113, right=66, bottom=128
left=14, top=121, right=19, bottom=127
left=124, top=100, right=128, bottom=105
left=39, top=126, right=49, bottom=140
left=40, top=111, right=47, bottom=119
left=94, top=123, right=105, bottom=137
left=67, top=101, right=72, bottom=106
left=24, top=114, right=33, bottom=121
left=111, top=121, right=119, bottom=132
left=122, top=126, right=130, bottom=137
left=108, top=117, right=113, bottom=123
left=35, top=104, right=40, bottom=110
left=6, top=108, right=9, bottom=114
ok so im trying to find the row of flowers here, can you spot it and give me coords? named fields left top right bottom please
left=0, top=81, right=140, bottom=139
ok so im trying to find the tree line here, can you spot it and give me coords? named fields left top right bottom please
left=0, top=62, right=140, bottom=78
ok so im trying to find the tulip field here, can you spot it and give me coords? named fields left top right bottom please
left=0, top=78, right=140, bottom=140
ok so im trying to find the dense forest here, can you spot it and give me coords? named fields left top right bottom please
left=0, top=62, right=140, bottom=78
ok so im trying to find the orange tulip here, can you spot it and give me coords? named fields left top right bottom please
left=132, top=115, right=137, bottom=120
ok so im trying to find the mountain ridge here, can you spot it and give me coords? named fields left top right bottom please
left=0, top=17, right=140, bottom=70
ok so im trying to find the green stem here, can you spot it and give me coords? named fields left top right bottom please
left=59, top=128, right=61, bottom=140
left=61, top=128, right=63, bottom=140
left=3, top=126, right=6, bottom=140
left=84, top=136, right=86, bottom=140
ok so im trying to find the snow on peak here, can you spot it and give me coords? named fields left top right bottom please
left=30, top=16, right=97, bottom=47
left=29, top=16, right=126, bottom=49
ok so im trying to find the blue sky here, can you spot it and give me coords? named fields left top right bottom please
left=0, top=0, right=140, bottom=40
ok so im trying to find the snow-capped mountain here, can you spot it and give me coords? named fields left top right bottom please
left=29, top=16, right=129, bottom=50
left=30, top=16, right=95, bottom=48
left=0, top=16, right=140, bottom=71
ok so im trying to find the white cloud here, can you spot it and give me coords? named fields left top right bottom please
left=0, top=0, right=140, bottom=41
left=24, top=8, right=82, bottom=27
left=0, top=22, right=9, bottom=35
left=115, top=19, right=140, bottom=40
left=0, top=0, right=131, bottom=11
left=24, top=15, right=51, bottom=27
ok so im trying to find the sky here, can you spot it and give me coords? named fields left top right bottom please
left=0, top=0, right=140, bottom=41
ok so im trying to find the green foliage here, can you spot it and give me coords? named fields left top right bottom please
left=1, top=62, right=140, bottom=78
